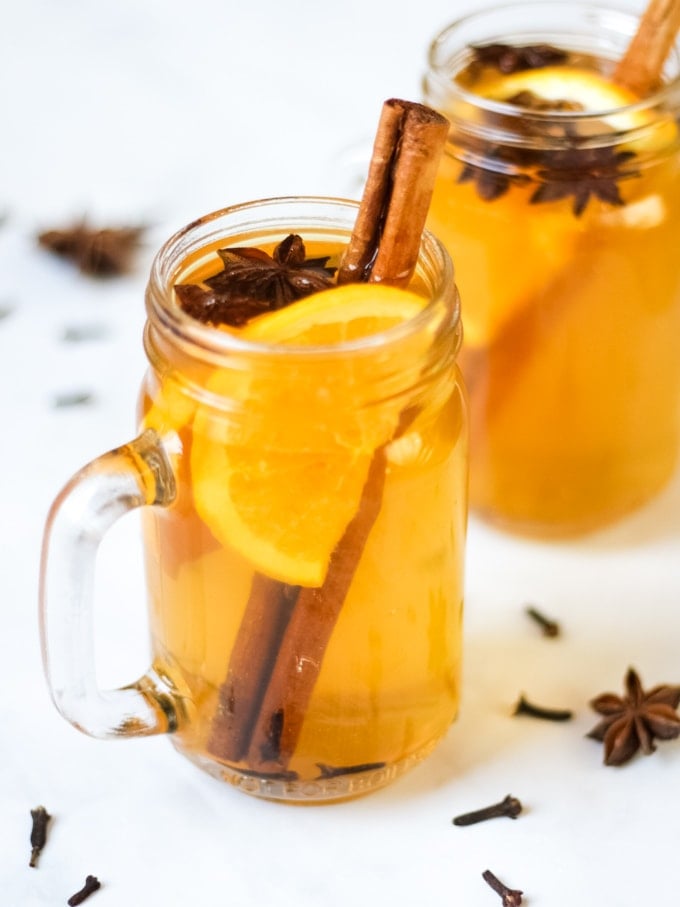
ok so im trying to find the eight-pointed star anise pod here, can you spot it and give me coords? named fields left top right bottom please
left=38, top=221, right=145, bottom=276
left=587, top=667, right=680, bottom=766
left=175, top=233, right=336, bottom=328
left=455, top=86, right=638, bottom=216
left=530, top=146, right=637, bottom=217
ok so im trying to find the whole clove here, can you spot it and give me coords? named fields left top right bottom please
left=316, top=761, right=387, bottom=779
left=525, top=605, right=560, bottom=638
left=52, top=391, right=95, bottom=409
left=67, top=875, right=101, bottom=905
left=61, top=324, right=110, bottom=343
left=482, top=869, right=523, bottom=906
left=514, top=693, right=573, bottom=722
left=29, top=806, right=51, bottom=868
left=453, top=794, right=522, bottom=826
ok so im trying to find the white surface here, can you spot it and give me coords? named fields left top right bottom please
left=1, top=1, right=678, bottom=905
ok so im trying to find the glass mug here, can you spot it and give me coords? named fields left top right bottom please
left=423, top=2, right=680, bottom=536
left=39, top=197, right=468, bottom=803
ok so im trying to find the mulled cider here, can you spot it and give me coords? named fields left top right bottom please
left=39, top=103, right=468, bottom=803
left=138, top=197, right=467, bottom=801
left=424, top=2, right=680, bottom=534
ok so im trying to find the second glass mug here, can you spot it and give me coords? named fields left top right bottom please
left=39, top=197, right=468, bottom=803
left=423, top=1, right=680, bottom=536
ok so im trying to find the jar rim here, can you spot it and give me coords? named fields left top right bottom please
left=145, top=196, right=460, bottom=363
left=425, top=0, right=680, bottom=125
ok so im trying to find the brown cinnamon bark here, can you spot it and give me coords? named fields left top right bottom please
left=244, top=449, right=388, bottom=772
left=208, top=100, right=448, bottom=774
left=207, top=575, right=300, bottom=762
left=613, top=0, right=680, bottom=95
left=338, top=99, right=449, bottom=287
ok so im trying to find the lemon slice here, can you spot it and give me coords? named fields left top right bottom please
left=190, top=283, right=426, bottom=586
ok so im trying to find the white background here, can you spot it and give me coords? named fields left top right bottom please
left=1, top=1, right=679, bottom=905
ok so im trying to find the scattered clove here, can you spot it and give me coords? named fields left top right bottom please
left=61, top=324, right=110, bottom=343
left=52, top=391, right=95, bottom=409
left=482, top=869, right=523, bottom=906
left=67, top=875, right=101, bottom=906
left=29, top=805, right=51, bottom=867
left=514, top=694, right=573, bottom=722
left=525, top=605, right=560, bottom=638
left=453, top=794, right=522, bottom=826
left=316, top=761, right=387, bottom=779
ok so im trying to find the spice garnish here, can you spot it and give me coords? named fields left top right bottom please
left=482, top=869, right=524, bottom=906
left=587, top=667, right=680, bottom=766
left=52, top=391, right=95, bottom=409
left=530, top=146, right=637, bottom=217
left=471, top=42, right=568, bottom=74
left=67, top=875, right=101, bottom=905
left=514, top=694, right=573, bottom=722
left=613, top=0, right=680, bottom=95
left=175, top=234, right=336, bottom=327
left=37, top=221, right=144, bottom=276
left=457, top=93, right=638, bottom=216
left=525, top=605, right=560, bottom=638
left=457, top=151, right=531, bottom=203
left=453, top=794, right=522, bottom=826
left=29, top=806, right=51, bottom=868
left=207, top=100, right=448, bottom=776
left=316, top=761, right=387, bottom=779
left=61, top=324, right=110, bottom=343
left=337, top=99, right=450, bottom=286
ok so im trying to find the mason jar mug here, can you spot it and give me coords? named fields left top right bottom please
left=39, top=197, right=468, bottom=803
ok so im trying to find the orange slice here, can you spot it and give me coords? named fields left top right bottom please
left=190, top=283, right=426, bottom=586
left=430, top=65, right=678, bottom=348
left=480, top=65, right=676, bottom=151
left=142, top=378, right=197, bottom=436
left=242, top=283, right=427, bottom=344
left=480, top=66, right=641, bottom=116
left=430, top=159, right=585, bottom=348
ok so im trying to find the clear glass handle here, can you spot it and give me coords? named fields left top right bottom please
left=39, top=429, right=179, bottom=739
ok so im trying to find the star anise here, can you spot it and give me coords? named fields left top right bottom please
left=470, top=42, right=568, bottom=74
left=37, top=221, right=144, bottom=276
left=457, top=102, right=637, bottom=216
left=458, top=153, right=531, bottom=202
left=588, top=667, right=680, bottom=766
left=175, top=233, right=336, bottom=327
left=530, top=146, right=637, bottom=217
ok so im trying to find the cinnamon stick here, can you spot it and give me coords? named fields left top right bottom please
left=613, top=0, right=680, bottom=95
left=207, top=575, right=300, bottom=762
left=243, top=448, right=388, bottom=772
left=338, top=99, right=449, bottom=287
left=208, top=100, right=448, bottom=775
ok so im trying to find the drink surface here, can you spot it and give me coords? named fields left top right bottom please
left=426, top=44, right=680, bottom=534
left=139, top=237, right=467, bottom=799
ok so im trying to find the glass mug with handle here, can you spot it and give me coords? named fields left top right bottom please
left=39, top=197, right=468, bottom=803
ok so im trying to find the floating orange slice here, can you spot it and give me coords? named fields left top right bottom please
left=190, top=283, right=426, bottom=586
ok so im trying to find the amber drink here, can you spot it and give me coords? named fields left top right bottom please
left=424, top=2, right=680, bottom=534
left=40, top=197, right=467, bottom=803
